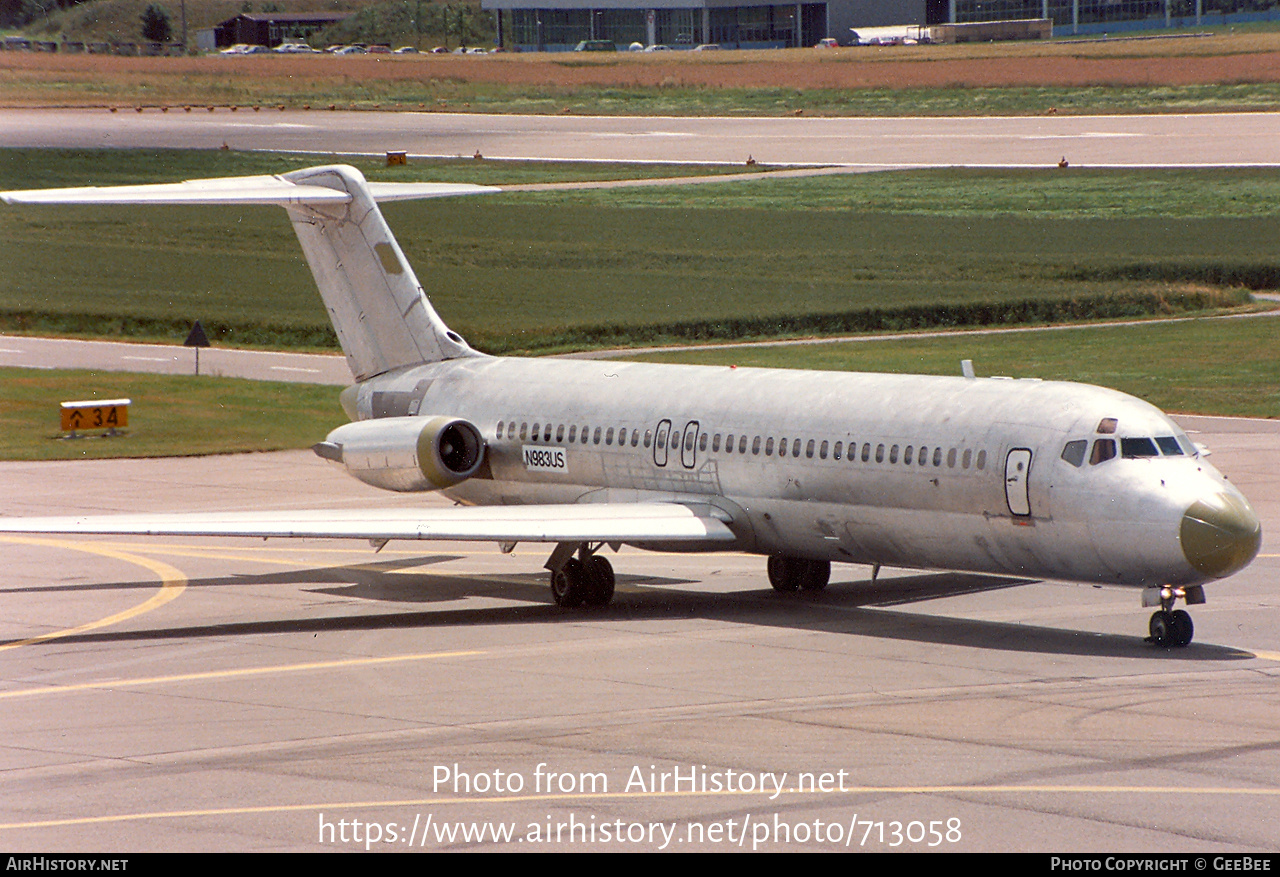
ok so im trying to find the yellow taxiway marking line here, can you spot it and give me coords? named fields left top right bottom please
left=5, top=784, right=1280, bottom=831
left=0, top=535, right=186, bottom=652
left=0, top=649, right=484, bottom=700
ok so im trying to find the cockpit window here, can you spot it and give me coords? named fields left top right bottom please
left=1096, top=418, right=1118, bottom=434
left=1155, top=436, right=1184, bottom=456
left=1120, top=437, right=1160, bottom=458
left=1061, top=440, right=1087, bottom=468
left=1090, top=439, right=1116, bottom=465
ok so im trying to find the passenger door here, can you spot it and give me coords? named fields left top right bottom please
left=1005, top=448, right=1032, bottom=517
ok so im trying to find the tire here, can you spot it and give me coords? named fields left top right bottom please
left=551, top=558, right=586, bottom=608
left=768, top=555, right=799, bottom=592
left=800, top=559, right=831, bottom=591
left=1149, top=610, right=1172, bottom=648
left=583, top=555, right=616, bottom=606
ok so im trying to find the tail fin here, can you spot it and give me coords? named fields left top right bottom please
left=1, top=164, right=498, bottom=381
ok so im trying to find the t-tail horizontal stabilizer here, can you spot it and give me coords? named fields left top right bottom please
left=0, top=166, right=500, bottom=382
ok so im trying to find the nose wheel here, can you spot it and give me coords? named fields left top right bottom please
left=1144, top=585, right=1201, bottom=648
left=1148, top=609, right=1193, bottom=648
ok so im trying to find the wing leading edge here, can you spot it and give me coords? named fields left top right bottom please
left=0, top=503, right=737, bottom=544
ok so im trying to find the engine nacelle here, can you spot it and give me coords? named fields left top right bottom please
left=315, top=415, right=485, bottom=492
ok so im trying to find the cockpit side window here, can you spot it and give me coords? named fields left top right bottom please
left=1155, top=436, right=1184, bottom=456
left=1090, top=439, right=1116, bottom=465
left=1061, top=440, right=1087, bottom=468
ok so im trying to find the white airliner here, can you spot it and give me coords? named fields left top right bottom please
left=0, top=165, right=1262, bottom=647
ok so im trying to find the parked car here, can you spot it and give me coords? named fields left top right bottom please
left=574, top=39, right=616, bottom=52
left=367, top=45, right=392, bottom=54
left=643, top=44, right=670, bottom=52
left=691, top=43, right=720, bottom=51
left=274, top=42, right=316, bottom=53
left=814, top=37, right=838, bottom=48
left=393, top=46, right=419, bottom=54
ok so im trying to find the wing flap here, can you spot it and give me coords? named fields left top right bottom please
left=0, top=503, right=736, bottom=544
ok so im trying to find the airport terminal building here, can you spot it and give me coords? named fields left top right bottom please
left=481, top=0, right=1280, bottom=50
left=481, top=0, right=928, bottom=50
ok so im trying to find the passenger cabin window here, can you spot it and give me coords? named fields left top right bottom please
left=1061, top=440, right=1087, bottom=468
left=904, top=446, right=914, bottom=465
left=976, top=450, right=987, bottom=470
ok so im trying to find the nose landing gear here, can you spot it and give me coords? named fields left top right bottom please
left=1144, top=585, right=1203, bottom=648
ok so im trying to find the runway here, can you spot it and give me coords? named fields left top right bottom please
left=1, top=414, right=1277, bottom=852
left=2, top=109, right=1279, bottom=852
left=3, top=108, right=1280, bottom=167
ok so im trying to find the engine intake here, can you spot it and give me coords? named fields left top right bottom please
left=315, top=415, right=485, bottom=492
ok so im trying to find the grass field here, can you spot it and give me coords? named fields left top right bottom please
left=1, top=150, right=1275, bottom=354
left=632, top=315, right=1280, bottom=419
left=0, top=368, right=346, bottom=460
left=1, top=149, right=1276, bottom=461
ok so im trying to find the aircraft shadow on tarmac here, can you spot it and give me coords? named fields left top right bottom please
left=5, top=556, right=1256, bottom=661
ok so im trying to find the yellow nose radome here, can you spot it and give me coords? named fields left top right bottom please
left=1181, top=493, right=1263, bottom=579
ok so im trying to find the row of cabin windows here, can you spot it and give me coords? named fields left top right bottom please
left=495, top=420, right=987, bottom=471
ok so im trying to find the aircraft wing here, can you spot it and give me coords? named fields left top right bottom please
left=0, top=503, right=736, bottom=544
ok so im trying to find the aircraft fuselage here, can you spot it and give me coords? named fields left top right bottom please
left=339, top=354, right=1259, bottom=591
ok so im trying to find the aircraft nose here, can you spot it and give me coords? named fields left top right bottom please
left=1180, top=492, right=1262, bottom=579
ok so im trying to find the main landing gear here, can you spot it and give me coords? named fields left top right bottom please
left=1144, top=585, right=1204, bottom=648
left=546, top=542, right=615, bottom=608
left=767, top=555, right=831, bottom=592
